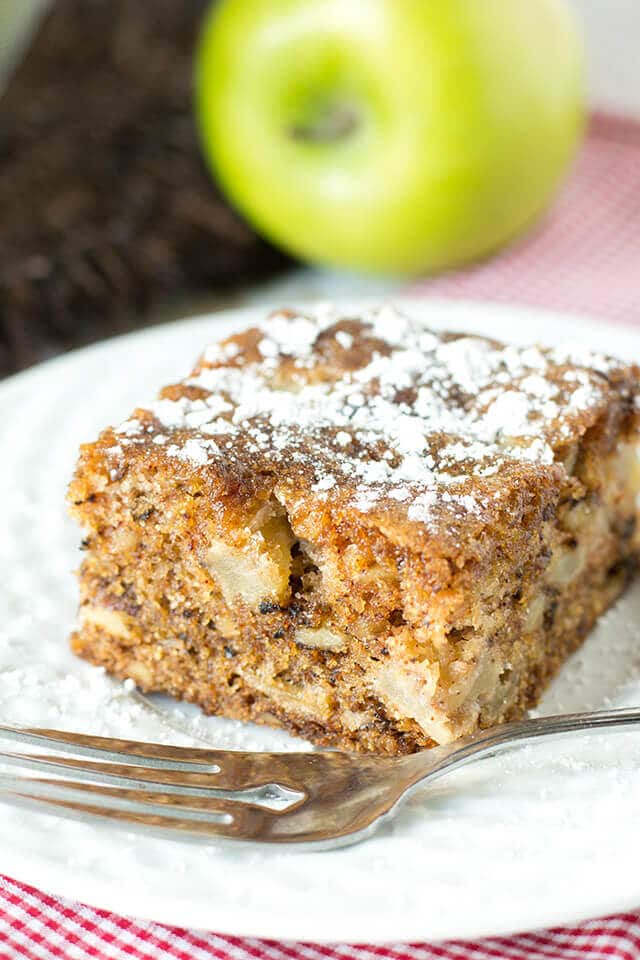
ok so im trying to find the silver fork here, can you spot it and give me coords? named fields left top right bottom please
left=0, top=707, right=639, bottom=850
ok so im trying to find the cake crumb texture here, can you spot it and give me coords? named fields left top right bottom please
left=69, top=305, right=640, bottom=753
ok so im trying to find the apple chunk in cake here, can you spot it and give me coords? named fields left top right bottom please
left=68, top=306, right=640, bottom=754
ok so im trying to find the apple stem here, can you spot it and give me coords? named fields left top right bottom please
left=290, top=104, right=359, bottom=143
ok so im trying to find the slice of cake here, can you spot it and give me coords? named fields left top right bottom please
left=68, top=305, right=640, bottom=754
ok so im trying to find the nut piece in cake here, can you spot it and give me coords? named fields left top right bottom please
left=68, top=305, right=640, bottom=754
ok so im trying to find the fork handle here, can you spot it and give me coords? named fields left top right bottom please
left=402, top=706, right=640, bottom=783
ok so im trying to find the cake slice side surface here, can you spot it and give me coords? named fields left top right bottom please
left=68, top=306, right=640, bottom=754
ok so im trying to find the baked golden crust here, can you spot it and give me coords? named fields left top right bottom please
left=68, top=305, right=640, bottom=753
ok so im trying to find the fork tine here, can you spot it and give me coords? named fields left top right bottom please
left=0, top=749, right=305, bottom=794
left=0, top=780, right=275, bottom=843
left=0, top=723, right=235, bottom=767
left=0, top=724, right=346, bottom=792
left=0, top=773, right=280, bottom=819
left=25, top=776, right=305, bottom=814
left=0, top=772, right=378, bottom=847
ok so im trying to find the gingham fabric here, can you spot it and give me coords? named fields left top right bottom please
left=2, top=874, right=640, bottom=960
left=2, top=112, right=640, bottom=958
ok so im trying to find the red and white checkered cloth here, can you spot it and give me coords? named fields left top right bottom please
left=3, top=874, right=640, bottom=960
left=2, top=112, right=640, bottom=959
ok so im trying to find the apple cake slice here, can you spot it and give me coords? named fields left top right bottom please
left=68, top=305, right=640, bottom=754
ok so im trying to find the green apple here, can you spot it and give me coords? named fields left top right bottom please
left=196, top=0, right=584, bottom=275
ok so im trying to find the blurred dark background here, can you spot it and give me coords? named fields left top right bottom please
left=0, top=0, right=290, bottom=377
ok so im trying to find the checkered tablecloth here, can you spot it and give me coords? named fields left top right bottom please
left=2, top=112, right=640, bottom=959
left=3, top=875, right=640, bottom=960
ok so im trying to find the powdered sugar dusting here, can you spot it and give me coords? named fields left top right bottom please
left=166, top=437, right=219, bottom=466
left=110, top=305, right=626, bottom=529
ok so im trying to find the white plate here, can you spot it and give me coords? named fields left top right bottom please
left=1, top=298, right=640, bottom=944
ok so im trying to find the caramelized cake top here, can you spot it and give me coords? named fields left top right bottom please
left=105, top=305, right=639, bottom=545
